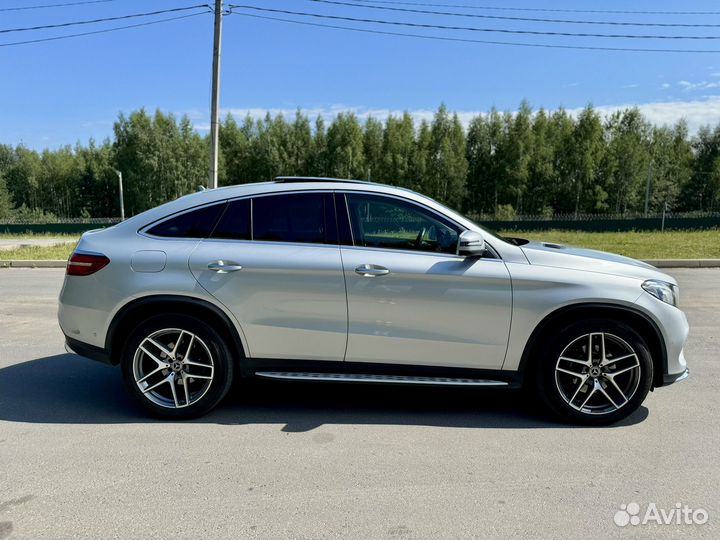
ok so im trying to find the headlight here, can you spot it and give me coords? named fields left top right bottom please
left=642, top=279, right=679, bottom=306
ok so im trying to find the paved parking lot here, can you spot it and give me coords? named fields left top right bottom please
left=0, top=268, right=718, bottom=539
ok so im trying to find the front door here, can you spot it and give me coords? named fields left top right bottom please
left=339, top=192, right=512, bottom=370
left=189, top=192, right=347, bottom=361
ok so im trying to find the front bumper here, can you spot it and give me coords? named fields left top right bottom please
left=663, top=367, right=689, bottom=386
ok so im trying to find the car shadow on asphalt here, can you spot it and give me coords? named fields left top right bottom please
left=0, top=354, right=649, bottom=429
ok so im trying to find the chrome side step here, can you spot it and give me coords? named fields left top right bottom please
left=254, top=371, right=509, bottom=387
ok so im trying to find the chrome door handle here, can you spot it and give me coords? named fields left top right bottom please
left=355, top=264, right=390, bottom=277
left=207, top=261, right=243, bottom=273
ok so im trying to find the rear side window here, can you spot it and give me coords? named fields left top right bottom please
left=212, top=199, right=251, bottom=240
left=147, top=203, right=225, bottom=238
left=253, top=193, right=329, bottom=244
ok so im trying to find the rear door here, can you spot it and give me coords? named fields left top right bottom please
left=338, top=192, right=512, bottom=370
left=189, top=191, right=348, bottom=361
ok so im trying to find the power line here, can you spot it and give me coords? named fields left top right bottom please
left=0, top=12, right=208, bottom=48
left=233, top=11, right=720, bottom=54
left=0, top=0, right=116, bottom=12
left=0, top=5, right=209, bottom=35
left=345, top=0, right=720, bottom=16
left=227, top=4, right=720, bottom=40
left=308, top=0, right=720, bottom=28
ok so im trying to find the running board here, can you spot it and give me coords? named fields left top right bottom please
left=254, top=371, right=509, bottom=387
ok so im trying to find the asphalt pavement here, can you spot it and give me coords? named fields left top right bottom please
left=0, top=268, right=717, bottom=539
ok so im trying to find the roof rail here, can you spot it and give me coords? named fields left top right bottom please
left=274, top=176, right=371, bottom=184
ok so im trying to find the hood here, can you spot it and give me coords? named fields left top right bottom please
left=519, top=240, right=677, bottom=284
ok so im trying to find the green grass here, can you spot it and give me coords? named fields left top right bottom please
left=0, top=232, right=79, bottom=241
left=500, top=229, right=720, bottom=259
left=1, top=230, right=718, bottom=260
left=0, top=243, right=76, bottom=261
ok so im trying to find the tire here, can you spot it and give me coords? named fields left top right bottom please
left=533, top=319, right=653, bottom=426
left=120, top=314, right=234, bottom=419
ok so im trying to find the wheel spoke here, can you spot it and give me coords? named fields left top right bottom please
left=587, top=333, right=593, bottom=363
left=579, top=380, right=599, bottom=409
left=598, top=383, right=620, bottom=410
left=568, top=375, right=589, bottom=406
left=606, top=362, right=640, bottom=377
left=139, top=344, right=170, bottom=368
left=142, top=374, right=172, bottom=394
left=136, top=365, right=164, bottom=385
left=185, top=372, right=213, bottom=380
left=559, top=356, right=590, bottom=366
left=168, top=373, right=180, bottom=408
left=606, top=376, right=629, bottom=404
left=146, top=337, right=174, bottom=360
left=172, top=331, right=185, bottom=357
left=600, top=333, right=607, bottom=364
left=557, top=365, right=585, bottom=377
left=183, top=333, right=195, bottom=361
left=182, top=372, right=190, bottom=406
left=601, top=353, right=637, bottom=367
left=183, top=359, right=213, bottom=370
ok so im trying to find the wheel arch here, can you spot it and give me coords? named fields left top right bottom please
left=518, top=302, right=667, bottom=389
left=106, top=295, right=247, bottom=369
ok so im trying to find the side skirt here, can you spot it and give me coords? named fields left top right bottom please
left=243, top=358, right=521, bottom=389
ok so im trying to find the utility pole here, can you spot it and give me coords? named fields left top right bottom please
left=113, top=169, right=125, bottom=221
left=209, top=0, right=224, bottom=189
left=644, top=161, right=653, bottom=217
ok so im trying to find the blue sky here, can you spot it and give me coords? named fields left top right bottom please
left=3, top=0, right=720, bottom=149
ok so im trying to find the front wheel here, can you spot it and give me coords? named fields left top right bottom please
left=121, top=314, right=234, bottom=419
left=534, top=320, right=653, bottom=425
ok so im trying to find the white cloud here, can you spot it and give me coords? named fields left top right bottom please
left=661, top=83, right=671, bottom=89
left=188, top=96, right=720, bottom=135
left=622, top=83, right=640, bottom=89
left=677, top=80, right=720, bottom=91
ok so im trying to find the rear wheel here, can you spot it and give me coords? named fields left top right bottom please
left=534, top=319, right=653, bottom=425
left=121, top=314, right=234, bottom=419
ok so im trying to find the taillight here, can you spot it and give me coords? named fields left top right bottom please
left=66, top=252, right=110, bottom=276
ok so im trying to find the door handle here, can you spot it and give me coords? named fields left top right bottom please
left=355, top=264, right=390, bottom=277
left=207, top=261, right=243, bottom=273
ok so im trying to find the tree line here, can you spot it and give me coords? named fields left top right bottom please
left=1, top=102, right=719, bottom=221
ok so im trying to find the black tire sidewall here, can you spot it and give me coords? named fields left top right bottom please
left=120, top=314, right=234, bottom=419
left=535, top=319, right=653, bottom=426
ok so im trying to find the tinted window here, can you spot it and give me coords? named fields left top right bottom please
left=253, top=193, right=328, bottom=244
left=212, top=198, right=251, bottom=240
left=147, top=203, right=224, bottom=238
left=345, top=193, right=459, bottom=254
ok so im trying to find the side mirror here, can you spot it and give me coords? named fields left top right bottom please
left=457, top=230, right=486, bottom=257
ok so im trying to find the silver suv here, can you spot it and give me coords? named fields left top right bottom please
left=59, top=178, right=689, bottom=424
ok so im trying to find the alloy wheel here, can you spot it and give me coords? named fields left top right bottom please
left=132, top=328, right=215, bottom=409
left=554, top=332, right=641, bottom=416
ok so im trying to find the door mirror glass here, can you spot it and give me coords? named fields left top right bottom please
left=457, top=230, right=486, bottom=257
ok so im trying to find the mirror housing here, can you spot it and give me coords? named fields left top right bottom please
left=457, top=230, right=486, bottom=257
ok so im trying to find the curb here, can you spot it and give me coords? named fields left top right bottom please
left=0, top=260, right=67, bottom=268
left=2, top=259, right=720, bottom=269
left=643, top=259, right=720, bottom=268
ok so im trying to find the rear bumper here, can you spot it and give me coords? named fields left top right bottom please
left=64, top=336, right=112, bottom=365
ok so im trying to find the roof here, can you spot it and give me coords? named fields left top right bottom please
left=274, top=176, right=373, bottom=184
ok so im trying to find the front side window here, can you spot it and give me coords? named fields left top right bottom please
left=252, top=193, right=330, bottom=244
left=345, top=193, right=460, bottom=254
left=146, top=203, right=225, bottom=238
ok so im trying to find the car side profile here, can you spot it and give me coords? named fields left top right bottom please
left=58, top=177, right=689, bottom=424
